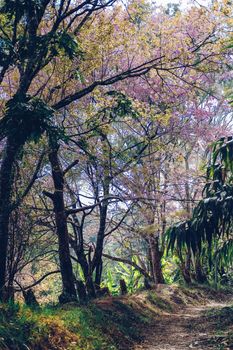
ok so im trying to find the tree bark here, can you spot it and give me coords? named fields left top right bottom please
left=23, top=289, right=40, bottom=308
left=182, top=153, right=193, bottom=284
left=78, top=252, right=96, bottom=299
left=183, top=247, right=192, bottom=284
left=177, top=248, right=192, bottom=284
left=194, top=252, right=207, bottom=284
left=48, top=145, right=77, bottom=303
left=0, top=137, right=20, bottom=300
left=76, top=280, right=87, bottom=304
left=69, top=214, right=96, bottom=299
left=149, top=235, right=165, bottom=284
left=93, top=203, right=108, bottom=287
left=120, top=279, right=127, bottom=295
left=92, top=179, right=109, bottom=287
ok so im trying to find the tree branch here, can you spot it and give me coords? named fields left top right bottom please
left=103, top=254, right=150, bottom=279
left=52, top=57, right=164, bottom=110
left=11, top=152, right=45, bottom=210
left=14, top=270, right=61, bottom=292
left=63, top=159, right=79, bottom=175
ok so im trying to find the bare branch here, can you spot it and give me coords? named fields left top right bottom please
left=103, top=253, right=150, bottom=279
left=14, top=270, right=61, bottom=292
left=63, top=159, right=79, bottom=175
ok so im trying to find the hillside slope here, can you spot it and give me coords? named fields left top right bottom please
left=0, top=285, right=232, bottom=350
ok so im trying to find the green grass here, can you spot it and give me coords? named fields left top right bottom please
left=1, top=286, right=222, bottom=350
left=0, top=302, right=117, bottom=350
left=147, top=291, right=173, bottom=312
left=0, top=298, right=151, bottom=350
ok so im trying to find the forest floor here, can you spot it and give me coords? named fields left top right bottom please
left=134, top=286, right=233, bottom=350
left=1, top=285, right=233, bottom=350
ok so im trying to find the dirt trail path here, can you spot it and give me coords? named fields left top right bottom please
left=134, top=300, right=233, bottom=350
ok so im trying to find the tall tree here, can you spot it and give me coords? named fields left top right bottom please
left=0, top=0, right=229, bottom=301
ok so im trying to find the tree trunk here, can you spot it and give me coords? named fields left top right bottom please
left=95, top=260, right=103, bottom=288
left=120, top=279, right=127, bottom=295
left=78, top=252, right=96, bottom=299
left=69, top=200, right=96, bottom=299
left=0, top=137, right=20, bottom=300
left=194, top=252, right=207, bottom=284
left=93, top=181, right=109, bottom=288
left=48, top=145, right=77, bottom=303
left=23, top=289, right=39, bottom=308
left=182, top=153, right=193, bottom=284
left=76, top=280, right=87, bottom=304
left=177, top=248, right=192, bottom=284
left=149, top=235, right=165, bottom=284
left=180, top=262, right=192, bottom=284
left=93, top=204, right=107, bottom=287
left=184, top=247, right=192, bottom=284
